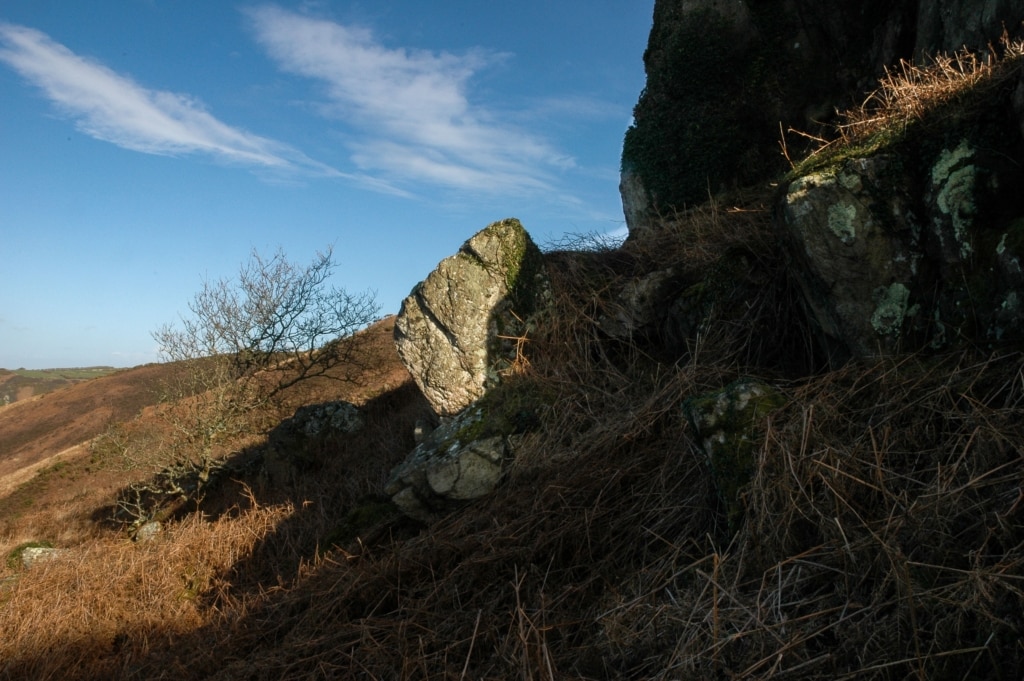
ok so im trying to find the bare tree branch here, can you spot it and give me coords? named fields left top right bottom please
left=113, top=247, right=379, bottom=529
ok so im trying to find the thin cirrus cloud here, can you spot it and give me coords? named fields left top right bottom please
left=0, top=21, right=333, bottom=176
left=245, top=6, right=574, bottom=196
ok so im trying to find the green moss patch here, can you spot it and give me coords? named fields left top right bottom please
left=683, top=380, right=786, bottom=533
left=5, top=541, right=54, bottom=571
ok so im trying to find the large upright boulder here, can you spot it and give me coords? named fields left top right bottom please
left=394, top=218, right=549, bottom=417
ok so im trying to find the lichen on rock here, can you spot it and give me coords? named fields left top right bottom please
left=394, top=218, right=550, bottom=417
left=871, top=282, right=916, bottom=336
left=827, top=201, right=859, bottom=245
left=929, top=138, right=977, bottom=261
left=384, top=406, right=511, bottom=523
left=782, top=155, right=919, bottom=356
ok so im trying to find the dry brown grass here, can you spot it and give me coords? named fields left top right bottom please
left=1, top=199, right=1022, bottom=680
left=1, top=503, right=293, bottom=680
left=838, top=37, right=1024, bottom=144
left=593, top=351, right=1024, bottom=679
left=782, top=35, right=1024, bottom=172
left=81, top=237, right=1017, bottom=679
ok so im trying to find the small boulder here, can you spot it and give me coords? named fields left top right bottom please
left=394, top=218, right=549, bottom=417
left=384, top=407, right=511, bottom=523
left=264, top=401, right=364, bottom=480
left=684, top=380, right=785, bottom=530
left=133, top=521, right=163, bottom=543
left=277, top=401, right=363, bottom=440
left=19, top=546, right=65, bottom=570
left=269, top=401, right=362, bottom=453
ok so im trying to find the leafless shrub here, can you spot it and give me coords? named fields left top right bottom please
left=113, top=247, right=379, bottom=528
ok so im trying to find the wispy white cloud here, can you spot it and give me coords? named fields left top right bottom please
left=0, top=21, right=333, bottom=175
left=245, top=6, right=572, bottom=195
left=528, top=94, right=628, bottom=123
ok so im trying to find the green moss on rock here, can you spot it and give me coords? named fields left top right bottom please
left=622, top=8, right=755, bottom=210
left=5, top=541, right=54, bottom=571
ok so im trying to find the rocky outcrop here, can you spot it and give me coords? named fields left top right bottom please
left=394, top=218, right=549, bottom=417
left=265, top=401, right=364, bottom=475
left=599, top=267, right=686, bottom=340
left=386, top=219, right=552, bottom=521
left=271, top=401, right=364, bottom=447
left=782, top=116, right=1024, bottom=356
left=782, top=155, right=920, bottom=357
left=621, top=0, right=1024, bottom=236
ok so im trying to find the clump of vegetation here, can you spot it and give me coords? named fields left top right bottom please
left=110, top=247, right=379, bottom=529
left=788, top=36, right=1024, bottom=176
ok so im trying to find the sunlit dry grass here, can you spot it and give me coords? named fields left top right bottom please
left=0, top=503, right=294, bottom=679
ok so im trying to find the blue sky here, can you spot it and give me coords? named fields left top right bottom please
left=0, top=1, right=651, bottom=369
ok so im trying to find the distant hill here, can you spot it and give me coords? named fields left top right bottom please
left=0, top=363, right=182, bottom=486
left=0, top=366, right=121, bottom=406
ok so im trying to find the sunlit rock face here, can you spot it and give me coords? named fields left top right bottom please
left=394, top=218, right=549, bottom=418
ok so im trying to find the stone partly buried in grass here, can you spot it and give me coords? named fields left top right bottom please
left=683, top=380, right=785, bottom=532
left=6, top=541, right=63, bottom=570
left=384, top=406, right=512, bottom=523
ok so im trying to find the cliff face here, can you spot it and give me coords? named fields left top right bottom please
left=621, top=0, right=1024, bottom=234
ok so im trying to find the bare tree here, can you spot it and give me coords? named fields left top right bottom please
left=154, top=246, right=379, bottom=402
left=113, top=247, right=379, bottom=529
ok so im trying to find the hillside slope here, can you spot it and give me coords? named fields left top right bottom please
left=0, top=364, right=180, bottom=487
left=0, top=367, right=119, bottom=407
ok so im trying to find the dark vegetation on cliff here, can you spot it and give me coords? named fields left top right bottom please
left=3, top=16, right=1024, bottom=681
